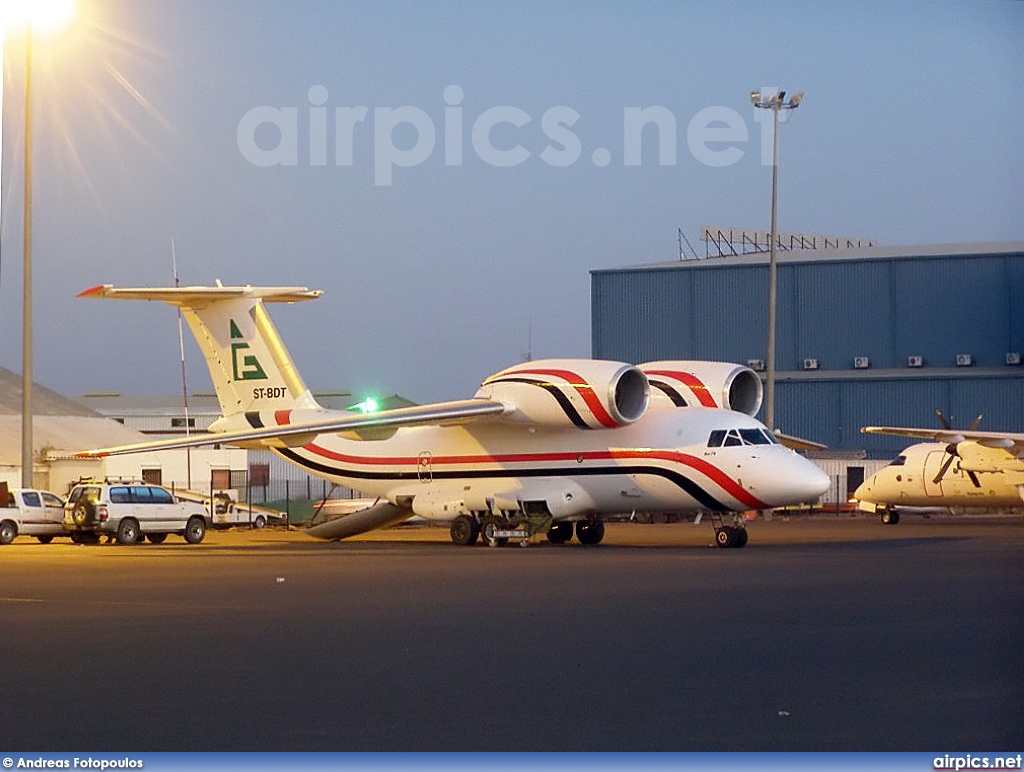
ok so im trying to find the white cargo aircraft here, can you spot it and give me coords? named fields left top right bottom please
left=76, top=283, right=829, bottom=547
left=855, top=416, right=1024, bottom=524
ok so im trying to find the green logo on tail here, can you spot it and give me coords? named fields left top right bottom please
left=230, top=320, right=268, bottom=381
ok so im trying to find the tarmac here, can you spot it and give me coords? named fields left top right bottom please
left=0, top=514, right=1021, bottom=751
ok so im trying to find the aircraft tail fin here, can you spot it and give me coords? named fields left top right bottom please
left=79, top=283, right=324, bottom=417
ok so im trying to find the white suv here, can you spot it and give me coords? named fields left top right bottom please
left=63, top=481, right=209, bottom=545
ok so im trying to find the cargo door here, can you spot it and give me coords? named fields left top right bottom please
left=923, top=451, right=947, bottom=498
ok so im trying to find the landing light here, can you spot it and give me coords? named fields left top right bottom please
left=350, top=397, right=380, bottom=413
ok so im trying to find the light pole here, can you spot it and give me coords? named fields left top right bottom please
left=750, top=88, right=802, bottom=433
left=1, top=0, right=77, bottom=487
left=21, top=29, right=34, bottom=487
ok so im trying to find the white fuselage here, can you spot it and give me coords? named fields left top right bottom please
left=855, top=442, right=1024, bottom=511
left=245, top=405, right=829, bottom=520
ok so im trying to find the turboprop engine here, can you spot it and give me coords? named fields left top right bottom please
left=476, top=359, right=649, bottom=430
left=639, top=361, right=763, bottom=417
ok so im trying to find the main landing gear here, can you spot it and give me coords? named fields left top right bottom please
left=710, top=513, right=748, bottom=548
left=448, top=513, right=605, bottom=547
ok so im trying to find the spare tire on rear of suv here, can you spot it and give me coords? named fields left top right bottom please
left=72, top=499, right=95, bottom=527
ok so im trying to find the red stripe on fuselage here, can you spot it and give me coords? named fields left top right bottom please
left=298, top=442, right=766, bottom=509
left=644, top=370, right=718, bottom=408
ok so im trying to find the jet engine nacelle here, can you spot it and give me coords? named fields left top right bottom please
left=639, top=361, right=763, bottom=417
left=476, top=358, right=650, bottom=430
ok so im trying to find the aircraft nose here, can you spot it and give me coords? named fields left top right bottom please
left=753, top=452, right=830, bottom=505
left=853, top=478, right=871, bottom=500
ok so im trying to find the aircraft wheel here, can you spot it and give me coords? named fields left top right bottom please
left=546, top=521, right=573, bottom=544
left=715, top=527, right=733, bottom=548
left=575, top=520, right=605, bottom=545
left=450, top=514, right=479, bottom=546
left=880, top=509, right=899, bottom=525
left=734, top=528, right=748, bottom=548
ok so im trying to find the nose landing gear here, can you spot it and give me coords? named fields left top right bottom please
left=711, top=513, right=748, bottom=548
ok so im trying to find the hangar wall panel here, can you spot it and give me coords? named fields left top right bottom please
left=691, top=267, right=766, bottom=362
left=1007, top=257, right=1024, bottom=354
left=592, top=270, right=692, bottom=362
left=948, top=377, right=1024, bottom=430
left=892, top=256, right=1009, bottom=368
left=792, top=262, right=894, bottom=370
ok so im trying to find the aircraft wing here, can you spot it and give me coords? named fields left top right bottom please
left=774, top=430, right=827, bottom=451
left=861, top=425, right=1024, bottom=450
left=77, top=399, right=508, bottom=458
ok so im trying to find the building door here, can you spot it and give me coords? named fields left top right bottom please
left=845, top=466, right=864, bottom=500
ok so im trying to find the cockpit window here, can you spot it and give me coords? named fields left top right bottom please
left=888, top=455, right=907, bottom=467
left=708, top=428, right=777, bottom=447
left=739, top=429, right=772, bottom=445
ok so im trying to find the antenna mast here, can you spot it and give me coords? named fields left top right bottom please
left=172, top=239, right=192, bottom=490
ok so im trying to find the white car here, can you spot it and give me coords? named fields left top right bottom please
left=63, top=481, right=209, bottom=545
left=0, top=488, right=68, bottom=544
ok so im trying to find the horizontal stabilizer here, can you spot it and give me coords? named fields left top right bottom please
left=305, top=501, right=413, bottom=540
left=78, top=284, right=323, bottom=305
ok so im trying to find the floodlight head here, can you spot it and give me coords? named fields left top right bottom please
left=750, top=90, right=761, bottom=105
left=788, top=92, right=804, bottom=108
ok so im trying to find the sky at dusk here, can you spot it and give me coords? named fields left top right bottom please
left=2, top=0, right=1022, bottom=405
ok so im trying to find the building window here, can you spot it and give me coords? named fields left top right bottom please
left=211, top=469, right=231, bottom=491
left=142, top=468, right=163, bottom=485
left=250, top=464, right=270, bottom=487
left=171, top=417, right=197, bottom=428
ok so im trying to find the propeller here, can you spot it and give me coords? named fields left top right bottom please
left=932, top=410, right=983, bottom=487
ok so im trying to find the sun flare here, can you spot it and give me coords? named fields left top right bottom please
left=1, top=0, right=76, bottom=36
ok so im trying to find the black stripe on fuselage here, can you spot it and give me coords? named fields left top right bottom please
left=245, top=410, right=728, bottom=511
left=274, top=447, right=730, bottom=511
left=649, top=379, right=688, bottom=407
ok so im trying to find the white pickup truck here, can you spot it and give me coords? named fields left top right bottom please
left=0, top=487, right=68, bottom=544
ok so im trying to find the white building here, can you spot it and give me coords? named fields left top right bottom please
left=0, top=368, right=246, bottom=499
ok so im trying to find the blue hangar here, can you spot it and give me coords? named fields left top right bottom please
left=591, top=241, right=1024, bottom=458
